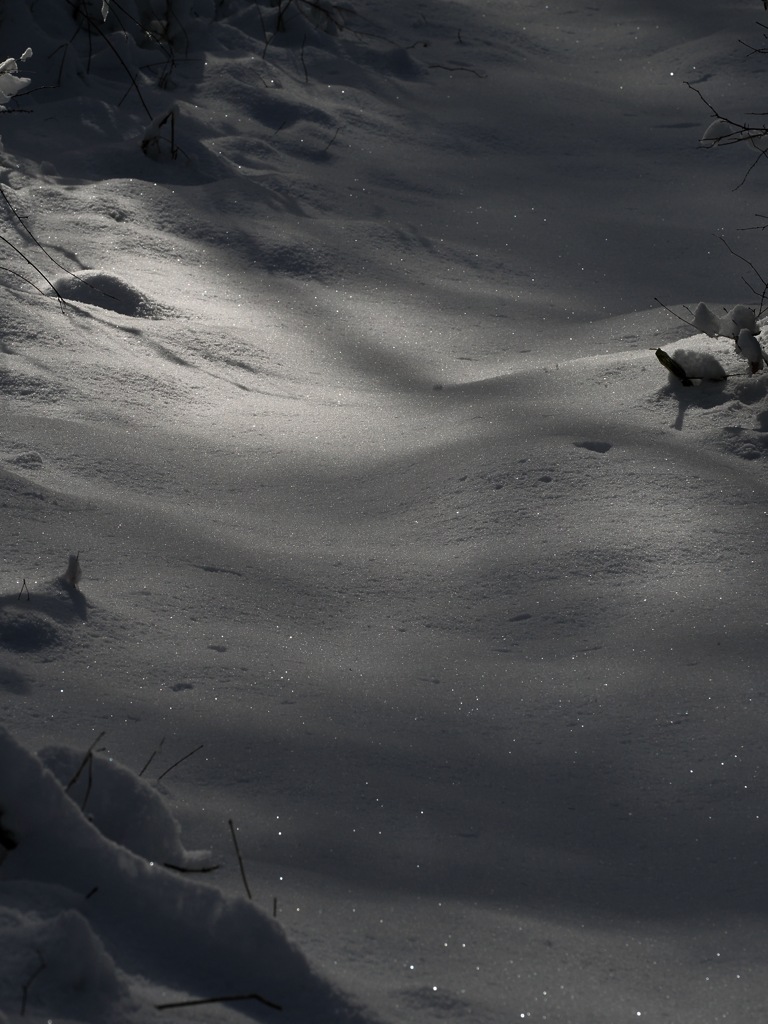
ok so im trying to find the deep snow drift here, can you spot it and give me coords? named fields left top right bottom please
left=3, top=1, right=768, bottom=1022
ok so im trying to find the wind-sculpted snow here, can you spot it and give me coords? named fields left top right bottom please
left=3, top=0, right=768, bottom=1022
left=0, top=729, right=379, bottom=1023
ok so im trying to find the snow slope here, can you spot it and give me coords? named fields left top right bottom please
left=3, top=0, right=768, bottom=1021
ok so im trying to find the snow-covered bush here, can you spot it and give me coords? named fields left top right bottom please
left=657, top=303, right=768, bottom=384
left=0, top=49, right=32, bottom=109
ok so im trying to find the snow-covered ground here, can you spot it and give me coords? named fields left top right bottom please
left=3, top=1, right=768, bottom=1021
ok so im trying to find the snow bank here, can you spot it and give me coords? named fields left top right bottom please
left=0, top=728, right=376, bottom=1022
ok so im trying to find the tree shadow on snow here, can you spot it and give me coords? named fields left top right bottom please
left=202, top=629, right=768, bottom=927
left=659, top=350, right=729, bottom=431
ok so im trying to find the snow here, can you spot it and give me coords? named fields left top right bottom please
left=2, top=0, right=768, bottom=1021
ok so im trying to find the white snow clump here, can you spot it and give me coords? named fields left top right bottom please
left=736, top=328, right=764, bottom=374
left=693, top=302, right=757, bottom=340
left=0, top=49, right=32, bottom=109
left=693, top=302, right=722, bottom=337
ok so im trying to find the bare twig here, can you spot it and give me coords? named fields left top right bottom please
left=717, top=235, right=768, bottom=314
left=156, top=743, right=204, bottom=782
left=686, top=80, right=768, bottom=189
left=323, top=125, right=341, bottom=151
left=298, top=0, right=346, bottom=31
left=64, top=0, right=153, bottom=117
left=228, top=818, right=252, bottom=900
left=65, top=732, right=106, bottom=793
left=686, top=80, right=727, bottom=122
left=139, top=737, right=166, bottom=777
left=739, top=212, right=768, bottom=231
left=156, top=991, right=282, bottom=1011
left=427, top=63, right=486, bottom=78
left=653, top=297, right=701, bottom=333
left=733, top=146, right=768, bottom=191
left=163, top=861, right=221, bottom=874
left=0, top=233, right=65, bottom=311
left=0, top=263, right=53, bottom=296
left=80, top=750, right=94, bottom=812
left=0, top=185, right=77, bottom=283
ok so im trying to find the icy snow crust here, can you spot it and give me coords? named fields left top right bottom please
left=3, top=0, right=768, bottom=1021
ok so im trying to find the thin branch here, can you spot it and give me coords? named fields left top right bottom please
left=653, top=297, right=701, bottom=333
left=228, top=819, right=252, bottom=900
left=163, top=861, right=221, bottom=874
left=686, top=80, right=768, bottom=189
left=323, top=125, right=341, bottom=151
left=717, top=235, right=768, bottom=314
left=277, top=0, right=295, bottom=33
left=686, top=80, right=725, bottom=120
left=427, top=63, right=486, bottom=78
left=72, top=3, right=153, bottom=118
left=156, top=991, right=282, bottom=1012
left=156, top=743, right=204, bottom=782
left=80, top=750, right=94, bottom=812
left=139, top=737, right=165, bottom=777
left=733, top=145, right=768, bottom=191
left=65, top=732, right=106, bottom=793
left=297, top=0, right=346, bottom=31
left=0, top=185, right=85, bottom=290
left=0, top=233, right=66, bottom=311
left=0, top=263, right=53, bottom=298
left=738, top=212, right=768, bottom=230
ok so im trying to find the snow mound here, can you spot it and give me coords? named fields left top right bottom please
left=668, top=347, right=727, bottom=382
left=0, top=607, right=61, bottom=653
left=0, top=578, right=88, bottom=657
left=38, top=744, right=203, bottom=866
left=0, top=728, right=377, bottom=1023
left=0, top=906, right=133, bottom=1023
left=50, top=271, right=168, bottom=318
